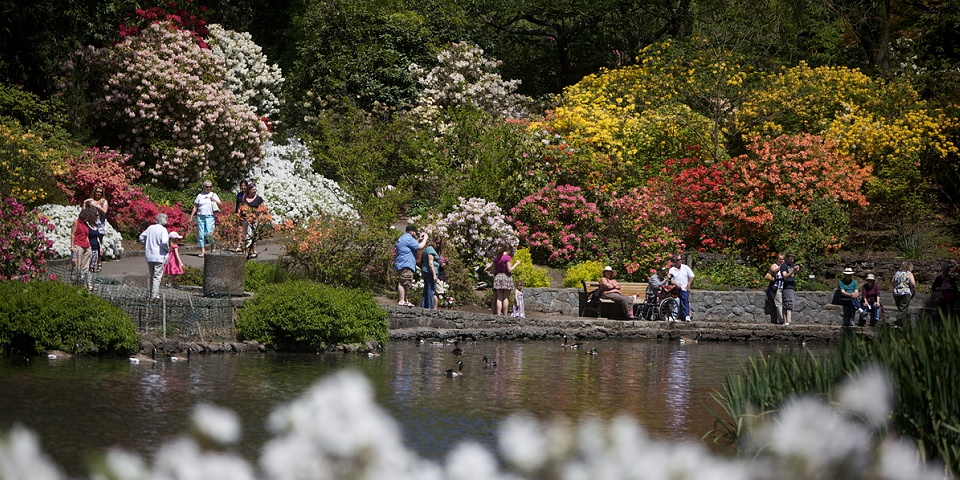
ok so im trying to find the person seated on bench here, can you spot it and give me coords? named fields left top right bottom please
left=646, top=267, right=667, bottom=303
left=600, top=266, right=635, bottom=319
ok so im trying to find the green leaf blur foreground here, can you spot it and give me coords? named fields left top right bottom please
left=236, top=281, right=388, bottom=349
left=711, top=317, right=960, bottom=475
left=0, top=280, right=139, bottom=355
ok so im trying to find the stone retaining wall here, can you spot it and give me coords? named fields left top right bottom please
left=523, top=288, right=939, bottom=324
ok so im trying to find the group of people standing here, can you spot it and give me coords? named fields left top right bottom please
left=393, top=225, right=451, bottom=310
left=69, top=185, right=110, bottom=290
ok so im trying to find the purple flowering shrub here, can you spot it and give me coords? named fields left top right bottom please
left=0, top=198, right=56, bottom=281
left=71, top=21, right=269, bottom=187
left=509, top=183, right=605, bottom=266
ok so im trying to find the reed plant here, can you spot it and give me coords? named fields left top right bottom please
left=710, top=317, right=960, bottom=475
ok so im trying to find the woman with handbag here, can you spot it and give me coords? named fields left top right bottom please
left=891, top=261, right=917, bottom=325
left=188, top=181, right=223, bottom=257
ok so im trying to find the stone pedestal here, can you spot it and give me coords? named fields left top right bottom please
left=203, top=252, right=245, bottom=296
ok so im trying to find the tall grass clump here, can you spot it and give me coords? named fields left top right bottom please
left=711, top=318, right=960, bottom=474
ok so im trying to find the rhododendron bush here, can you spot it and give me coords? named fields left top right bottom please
left=111, top=196, right=189, bottom=239
left=0, top=121, right=66, bottom=205
left=509, top=184, right=604, bottom=266
left=70, top=21, right=269, bottom=187
left=606, top=187, right=681, bottom=275
left=410, top=197, right=517, bottom=273
left=653, top=134, right=869, bottom=257
left=207, top=24, right=283, bottom=119
left=0, top=198, right=55, bottom=281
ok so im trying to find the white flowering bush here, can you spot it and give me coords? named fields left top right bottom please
left=71, top=21, right=269, bottom=187
left=246, top=138, right=355, bottom=222
left=0, top=368, right=944, bottom=480
left=36, top=204, right=123, bottom=259
left=207, top=24, right=283, bottom=120
left=410, top=197, right=517, bottom=273
left=408, top=42, right=530, bottom=121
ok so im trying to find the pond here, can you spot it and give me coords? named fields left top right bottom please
left=0, top=339, right=816, bottom=477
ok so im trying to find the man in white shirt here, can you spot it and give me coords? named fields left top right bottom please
left=668, top=253, right=695, bottom=322
left=139, top=213, right=170, bottom=300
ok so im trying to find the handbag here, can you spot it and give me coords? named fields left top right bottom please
left=831, top=288, right=844, bottom=305
left=211, top=195, right=220, bottom=212
left=764, top=272, right=775, bottom=282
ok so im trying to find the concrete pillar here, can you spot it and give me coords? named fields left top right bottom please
left=203, top=252, right=245, bottom=296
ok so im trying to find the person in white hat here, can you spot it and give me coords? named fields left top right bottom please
left=163, top=231, right=184, bottom=289
left=837, top=267, right=863, bottom=326
left=860, top=273, right=882, bottom=326
left=599, top=266, right=634, bottom=319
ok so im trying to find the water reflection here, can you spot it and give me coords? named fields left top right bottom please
left=0, top=340, right=817, bottom=477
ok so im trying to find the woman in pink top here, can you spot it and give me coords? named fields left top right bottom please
left=490, top=243, right=520, bottom=315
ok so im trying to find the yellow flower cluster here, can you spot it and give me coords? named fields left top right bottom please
left=0, top=122, right=65, bottom=205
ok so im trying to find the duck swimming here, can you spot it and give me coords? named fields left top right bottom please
left=483, top=356, right=497, bottom=367
left=446, top=360, right=464, bottom=377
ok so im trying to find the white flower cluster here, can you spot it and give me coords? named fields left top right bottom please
left=247, top=138, right=356, bottom=222
left=206, top=24, right=284, bottom=119
left=410, top=197, right=517, bottom=273
left=36, top=204, right=124, bottom=259
left=75, top=22, right=269, bottom=187
left=0, top=368, right=943, bottom=480
left=408, top=42, right=530, bottom=121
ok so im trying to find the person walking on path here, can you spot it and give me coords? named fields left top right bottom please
left=188, top=181, right=223, bottom=258
left=891, top=261, right=917, bottom=326
left=239, top=183, right=266, bottom=258
left=599, top=266, right=635, bottom=319
left=394, top=225, right=427, bottom=307
left=139, top=213, right=170, bottom=300
left=70, top=208, right=96, bottom=291
left=669, top=254, right=695, bottom=322
left=233, top=179, right=248, bottom=252
left=163, top=231, right=184, bottom=289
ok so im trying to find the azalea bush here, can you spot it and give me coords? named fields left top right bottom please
left=0, top=120, right=66, bottom=205
left=509, top=184, right=605, bottom=266
left=36, top=204, right=124, bottom=259
left=56, top=147, right=143, bottom=223
left=410, top=197, right=517, bottom=274
left=71, top=21, right=269, bottom=187
left=207, top=24, right=283, bottom=119
left=247, top=138, right=356, bottom=222
left=0, top=198, right=55, bottom=281
left=110, top=196, right=189, bottom=239
left=117, top=0, right=211, bottom=47
left=279, top=214, right=394, bottom=290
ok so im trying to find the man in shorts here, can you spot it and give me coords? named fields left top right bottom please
left=781, top=252, right=801, bottom=325
left=395, top=225, right=428, bottom=307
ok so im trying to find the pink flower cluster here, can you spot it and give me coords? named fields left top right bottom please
left=58, top=147, right=143, bottom=223
left=606, top=188, right=681, bottom=274
left=112, top=197, right=189, bottom=238
left=74, top=21, right=269, bottom=187
left=0, top=198, right=56, bottom=281
left=509, top=183, right=604, bottom=265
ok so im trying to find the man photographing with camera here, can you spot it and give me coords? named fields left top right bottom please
left=781, top=252, right=801, bottom=325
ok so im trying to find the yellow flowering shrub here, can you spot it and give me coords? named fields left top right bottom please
left=0, top=120, right=66, bottom=205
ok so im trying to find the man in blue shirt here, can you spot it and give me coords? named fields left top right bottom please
left=395, top=225, right=428, bottom=307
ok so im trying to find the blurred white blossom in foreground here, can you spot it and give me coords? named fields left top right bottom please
left=0, top=368, right=944, bottom=480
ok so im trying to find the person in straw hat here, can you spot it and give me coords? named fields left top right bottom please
left=599, top=266, right=634, bottom=319
left=837, top=267, right=863, bottom=326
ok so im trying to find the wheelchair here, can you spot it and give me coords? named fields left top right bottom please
left=635, top=284, right=680, bottom=321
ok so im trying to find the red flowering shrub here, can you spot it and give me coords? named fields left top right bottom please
left=509, top=183, right=605, bottom=265
left=119, top=0, right=211, bottom=48
left=57, top=147, right=142, bottom=223
left=112, top=196, right=189, bottom=238
left=605, top=187, right=682, bottom=275
left=0, top=198, right=56, bottom=281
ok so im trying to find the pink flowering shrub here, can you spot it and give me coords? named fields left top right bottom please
left=605, top=187, right=682, bottom=275
left=118, top=0, right=211, bottom=48
left=72, top=21, right=269, bottom=187
left=112, top=196, right=189, bottom=238
left=0, top=198, right=56, bottom=281
left=57, top=148, right=143, bottom=223
left=509, top=184, right=605, bottom=265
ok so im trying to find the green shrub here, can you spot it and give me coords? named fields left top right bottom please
left=0, top=280, right=139, bottom=355
left=244, top=260, right=294, bottom=293
left=178, top=265, right=204, bottom=287
left=712, top=318, right=960, bottom=474
left=237, top=280, right=388, bottom=348
left=513, top=248, right=551, bottom=288
left=562, top=260, right=604, bottom=288
left=438, top=243, right=480, bottom=308
left=694, top=260, right=762, bottom=290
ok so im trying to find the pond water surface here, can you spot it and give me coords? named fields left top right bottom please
left=0, top=339, right=814, bottom=477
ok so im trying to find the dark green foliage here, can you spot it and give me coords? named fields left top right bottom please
left=712, top=319, right=960, bottom=474
left=694, top=259, right=763, bottom=291
left=177, top=265, right=204, bottom=287
left=437, top=243, right=480, bottom=307
left=243, top=260, right=296, bottom=293
left=0, top=280, right=139, bottom=355
left=237, top=280, right=388, bottom=348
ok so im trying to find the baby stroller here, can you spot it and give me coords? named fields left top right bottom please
left=636, top=283, right=681, bottom=321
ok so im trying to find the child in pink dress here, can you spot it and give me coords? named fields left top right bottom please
left=164, top=231, right=184, bottom=288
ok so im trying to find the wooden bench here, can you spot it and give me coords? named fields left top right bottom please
left=581, top=280, right=648, bottom=318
